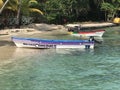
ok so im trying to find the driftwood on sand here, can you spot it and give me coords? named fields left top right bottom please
left=66, top=22, right=116, bottom=28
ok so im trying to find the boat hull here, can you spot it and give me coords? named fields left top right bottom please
left=12, top=37, right=94, bottom=49
left=68, top=30, right=105, bottom=37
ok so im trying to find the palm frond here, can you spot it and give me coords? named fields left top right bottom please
left=29, top=8, right=43, bottom=15
left=29, top=0, right=37, bottom=4
left=0, top=0, right=3, bottom=8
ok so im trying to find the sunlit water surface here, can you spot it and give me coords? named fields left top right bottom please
left=0, top=26, right=120, bottom=90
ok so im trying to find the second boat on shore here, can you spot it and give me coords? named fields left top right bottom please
left=68, top=26, right=105, bottom=37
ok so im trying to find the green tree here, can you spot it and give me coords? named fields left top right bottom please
left=0, top=0, right=44, bottom=27
left=4, top=0, right=43, bottom=16
left=101, top=0, right=120, bottom=21
left=43, top=0, right=91, bottom=24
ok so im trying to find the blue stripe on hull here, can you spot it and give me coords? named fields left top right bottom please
left=11, top=37, right=94, bottom=44
left=11, top=37, right=94, bottom=49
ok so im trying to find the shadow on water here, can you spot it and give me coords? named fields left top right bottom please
left=0, top=40, right=15, bottom=46
left=4, top=47, right=95, bottom=62
left=0, top=40, right=16, bottom=60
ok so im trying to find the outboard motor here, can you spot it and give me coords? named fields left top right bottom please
left=89, top=36, right=102, bottom=44
left=89, top=36, right=94, bottom=42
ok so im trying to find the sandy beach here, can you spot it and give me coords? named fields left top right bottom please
left=0, top=22, right=115, bottom=38
left=0, top=23, right=68, bottom=60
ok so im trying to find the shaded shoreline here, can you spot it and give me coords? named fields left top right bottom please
left=0, top=22, right=117, bottom=46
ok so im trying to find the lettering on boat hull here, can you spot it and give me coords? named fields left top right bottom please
left=23, top=43, right=56, bottom=48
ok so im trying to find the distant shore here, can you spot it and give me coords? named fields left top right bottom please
left=0, top=22, right=116, bottom=34
left=0, top=22, right=116, bottom=42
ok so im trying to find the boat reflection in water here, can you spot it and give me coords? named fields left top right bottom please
left=12, top=48, right=94, bottom=58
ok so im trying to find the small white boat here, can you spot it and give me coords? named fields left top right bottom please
left=68, top=30, right=105, bottom=37
left=11, top=37, right=94, bottom=49
left=68, top=26, right=105, bottom=37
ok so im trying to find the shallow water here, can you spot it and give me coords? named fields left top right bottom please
left=0, top=26, right=120, bottom=90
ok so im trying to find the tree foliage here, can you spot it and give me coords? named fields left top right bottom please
left=101, top=0, right=120, bottom=21
left=1, top=0, right=120, bottom=24
left=43, top=0, right=91, bottom=24
left=0, top=0, right=43, bottom=15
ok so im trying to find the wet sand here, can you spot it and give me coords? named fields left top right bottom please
left=0, top=25, right=68, bottom=60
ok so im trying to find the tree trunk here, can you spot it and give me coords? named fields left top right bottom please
left=16, top=0, right=22, bottom=28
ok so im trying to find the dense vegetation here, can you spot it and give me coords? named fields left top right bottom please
left=0, top=0, right=120, bottom=27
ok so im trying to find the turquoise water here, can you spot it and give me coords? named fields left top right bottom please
left=0, top=26, right=120, bottom=90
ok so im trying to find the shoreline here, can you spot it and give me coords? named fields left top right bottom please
left=0, top=22, right=117, bottom=45
left=0, top=22, right=118, bottom=60
left=0, top=22, right=116, bottom=34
